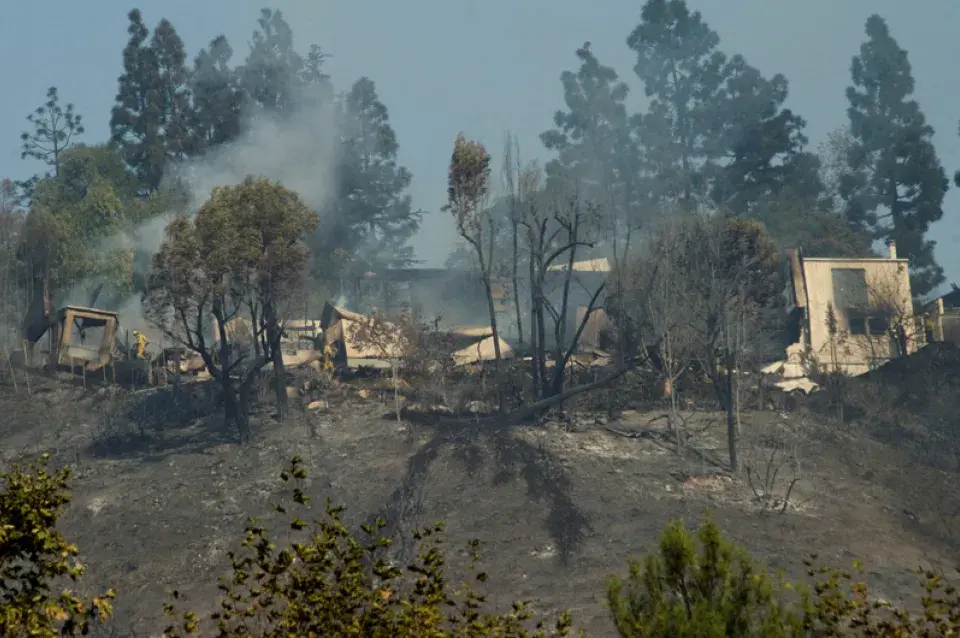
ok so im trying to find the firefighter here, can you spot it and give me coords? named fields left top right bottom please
left=132, top=330, right=149, bottom=360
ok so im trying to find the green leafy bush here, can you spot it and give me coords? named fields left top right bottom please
left=3, top=455, right=957, bottom=636
left=0, top=454, right=114, bottom=637
left=162, top=457, right=576, bottom=637
left=607, top=517, right=959, bottom=637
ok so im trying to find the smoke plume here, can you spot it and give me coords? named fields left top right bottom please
left=82, top=85, right=342, bottom=341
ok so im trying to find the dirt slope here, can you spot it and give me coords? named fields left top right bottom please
left=0, top=373, right=956, bottom=636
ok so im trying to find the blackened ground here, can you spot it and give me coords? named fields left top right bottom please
left=0, top=369, right=956, bottom=636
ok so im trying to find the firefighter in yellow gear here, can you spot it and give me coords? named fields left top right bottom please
left=321, top=340, right=336, bottom=371
left=132, top=330, right=149, bottom=360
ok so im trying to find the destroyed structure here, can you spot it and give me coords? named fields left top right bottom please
left=546, top=257, right=611, bottom=351
left=24, top=305, right=119, bottom=371
left=922, top=284, right=960, bottom=346
left=766, top=241, right=919, bottom=385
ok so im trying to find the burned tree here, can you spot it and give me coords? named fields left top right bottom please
left=444, top=134, right=504, bottom=402
left=685, top=216, right=781, bottom=471
left=501, top=132, right=526, bottom=346
left=615, top=219, right=704, bottom=448
left=144, top=177, right=317, bottom=439
left=522, top=184, right=604, bottom=401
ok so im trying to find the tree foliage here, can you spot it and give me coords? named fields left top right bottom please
left=20, top=86, right=85, bottom=180
left=541, top=43, right=643, bottom=257
left=711, top=56, right=823, bottom=216
left=628, top=0, right=729, bottom=205
left=190, top=35, right=244, bottom=153
left=144, top=176, right=317, bottom=439
left=0, top=455, right=114, bottom=637
left=239, top=9, right=306, bottom=116
left=18, top=144, right=168, bottom=306
left=110, top=9, right=193, bottom=192
left=318, top=77, right=423, bottom=277
left=842, top=14, right=949, bottom=298
left=623, top=0, right=839, bottom=260
left=608, top=516, right=960, bottom=637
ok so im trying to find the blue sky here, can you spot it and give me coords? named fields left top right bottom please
left=2, top=0, right=959, bottom=285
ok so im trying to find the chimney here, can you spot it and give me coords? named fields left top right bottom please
left=886, top=239, right=897, bottom=260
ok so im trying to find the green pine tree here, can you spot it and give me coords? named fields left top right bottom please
left=189, top=35, right=244, bottom=154
left=110, top=10, right=194, bottom=193
left=541, top=43, right=646, bottom=253
left=627, top=0, right=730, bottom=205
left=20, top=87, right=85, bottom=179
left=711, top=56, right=823, bottom=215
left=317, top=78, right=422, bottom=279
left=842, top=14, right=949, bottom=298
left=239, top=9, right=304, bottom=115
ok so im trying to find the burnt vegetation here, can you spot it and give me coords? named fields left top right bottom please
left=1, top=1, right=959, bottom=636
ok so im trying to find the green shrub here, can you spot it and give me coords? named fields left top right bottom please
left=607, top=517, right=959, bottom=637
left=3, top=455, right=957, bottom=636
left=162, top=457, right=577, bottom=637
left=0, top=454, right=115, bottom=637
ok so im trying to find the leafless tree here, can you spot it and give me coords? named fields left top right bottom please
left=350, top=309, right=413, bottom=423
left=502, top=132, right=526, bottom=346
left=519, top=179, right=606, bottom=402
left=617, top=218, right=703, bottom=450
left=743, top=414, right=818, bottom=515
left=671, top=215, right=781, bottom=472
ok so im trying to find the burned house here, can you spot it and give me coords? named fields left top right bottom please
left=344, top=267, right=513, bottom=334
left=338, top=260, right=610, bottom=355
left=545, top=257, right=611, bottom=351
left=24, top=305, right=119, bottom=371
left=772, top=241, right=919, bottom=378
left=922, top=284, right=960, bottom=346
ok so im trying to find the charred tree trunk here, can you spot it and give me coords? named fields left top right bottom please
left=724, top=352, right=739, bottom=472
left=265, top=303, right=287, bottom=422
left=474, top=232, right=503, bottom=411
left=528, top=246, right=541, bottom=400
left=511, top=216, right=523, bottom=346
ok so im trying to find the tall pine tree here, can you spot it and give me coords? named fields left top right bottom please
left=240, top=9, right=304, bottom=115
left=110, top=10, right=193, bottom=192
left=541, top=43, right=645, bottom=257
left=20, top=87, right=85, bottom=179
left=711, top=55, right=823, bottom=214
left=842, top=14, right=948, bottom=298
left=190, top=35, right=244, bottom=154
left=627, top=0, right=730, bottom=205
left=322, top=77, right=421, bottom=276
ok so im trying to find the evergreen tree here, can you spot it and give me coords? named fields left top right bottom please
left=319, top=78, right=421, bottom=277
left=711, top=55, right=823, bottom=214
left=189, top=35, right=244, bottom=154
left=110, top=10, right=194, bottom=192
left=842, top=14, right=949, bottom=298
left=627, top=0, right=730, bottom=204
left=299, top=44, right=334, bottom=98
left=240, top=9, right=304, bottom=115
left=20, top=86, right=85, bottom=179
left=20, top=145, right=167, bottom=308
left=540, top=43, right=645, bottom=258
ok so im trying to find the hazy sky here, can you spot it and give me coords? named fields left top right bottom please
left=2, top=0, right=959, bottom=286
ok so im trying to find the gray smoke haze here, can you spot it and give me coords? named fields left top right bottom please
left=73, top=85, right=342, bottom=342
left=173, top=90, right=340, bottom=215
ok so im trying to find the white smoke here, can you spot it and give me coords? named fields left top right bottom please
left=174, top=89, right=340, bottom=213
left=80, top=85, right=342, bottom=344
